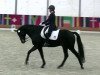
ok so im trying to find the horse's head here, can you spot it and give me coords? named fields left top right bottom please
left=17, top=28, right=26, bottom=43
left=16, top=25, right=43, bottom=43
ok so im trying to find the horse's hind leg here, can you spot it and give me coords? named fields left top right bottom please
left=70, top=48, right=84, bottom=69
left=58, top=46, right=68, bottom=69
left=25, top=46, right=37, bottom=65
left=38, top=47, right=46, bottom=68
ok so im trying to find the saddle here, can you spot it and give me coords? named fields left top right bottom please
left=40, top=26, right=60, bottom=40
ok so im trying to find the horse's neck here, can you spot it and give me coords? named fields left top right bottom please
left=25, top=26, right=43, bottom=38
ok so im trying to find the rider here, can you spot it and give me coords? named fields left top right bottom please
left=42, top=5, right=57, bottom=40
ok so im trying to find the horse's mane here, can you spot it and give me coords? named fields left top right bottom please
left=18, top=25, right=43, bottom=31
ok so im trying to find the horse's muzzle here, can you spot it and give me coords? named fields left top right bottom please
left=21, top=39, right=26, bottom=43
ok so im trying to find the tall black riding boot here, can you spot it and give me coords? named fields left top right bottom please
left=44, top=33, right=50, bottom=47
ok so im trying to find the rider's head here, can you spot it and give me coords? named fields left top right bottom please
left=48, top=5, right=55, bottom=13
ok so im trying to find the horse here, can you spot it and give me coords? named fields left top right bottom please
left=16, top=25, right=85, bottom=69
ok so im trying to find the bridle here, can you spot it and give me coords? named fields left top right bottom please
left=25, top=35, right=30, bottom=42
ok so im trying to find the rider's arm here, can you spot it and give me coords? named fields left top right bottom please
left=42, top=13, right=54, bottom=25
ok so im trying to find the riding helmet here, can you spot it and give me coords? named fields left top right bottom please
left=48, top=5, right=55, bottom=11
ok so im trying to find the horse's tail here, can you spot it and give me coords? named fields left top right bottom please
left=73, top=32, right=85, bottom=63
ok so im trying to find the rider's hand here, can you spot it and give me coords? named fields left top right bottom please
left=39, top=23, right=42, bottom=25
left=42, top=22, right=45, bottom=24
left=39, top=22, right=45, bottom=26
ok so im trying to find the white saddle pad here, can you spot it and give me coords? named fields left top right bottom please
left=49, top=29, right=60, bottom=40
left=40, top=26, right=60, bottom=40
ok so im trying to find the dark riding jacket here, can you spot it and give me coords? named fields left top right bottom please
left=42, top=12, right=56, bottom=29
left=42, top=11, right=56, bottom=39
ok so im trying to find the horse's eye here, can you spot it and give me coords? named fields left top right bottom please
left=18, top=30, right=20, bottom=33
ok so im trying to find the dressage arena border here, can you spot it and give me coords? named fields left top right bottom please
left=0, top=28, right=100, bottom=75
left=0, top=28, right=100, bottom=33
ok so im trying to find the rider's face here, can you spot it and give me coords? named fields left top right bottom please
left=48, top=9, right=52, bottom=13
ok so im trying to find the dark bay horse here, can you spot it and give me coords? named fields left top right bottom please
left=16, top=25, right=85, bottom=69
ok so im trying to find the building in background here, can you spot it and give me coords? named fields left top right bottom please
left=0, top=0, right=100, bottom=30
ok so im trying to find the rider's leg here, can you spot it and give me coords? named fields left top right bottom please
left=44, top=26, right=53, bottom=46
left=45, top=26, right=53, bottom=39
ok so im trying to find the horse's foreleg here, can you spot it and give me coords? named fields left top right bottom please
left=38, top=47, right=46, bottom=68
left=25, top=46, right=37, bottom=65
left=58, top=46, right=68, bottom=69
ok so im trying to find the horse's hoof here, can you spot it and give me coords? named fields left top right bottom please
left=81, top=67, right=84, bottom=69
left=41, top=66, right=44, bottom=68
left=57, top=66, right=62, bottom=69
left=25, top=62, right=29, bottom=65
left=57, top=67, right=61, bottom=69
left=40, top=63, right=46, bottom=68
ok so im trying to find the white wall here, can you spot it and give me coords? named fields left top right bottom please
left=17, top=0, right=47, bottom=15
left=0, top=0, right=15, bottom=14
left=0, top=0, right=100, bottom=17
left=81, top=0, right=100, bottom=17
left=49, top=0, right=79, bottom=16
left=94, top=0, right=100, bottom=17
